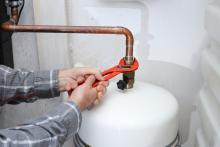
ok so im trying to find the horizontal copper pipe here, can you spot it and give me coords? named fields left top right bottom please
left=1, top=10, right=134, bottom=65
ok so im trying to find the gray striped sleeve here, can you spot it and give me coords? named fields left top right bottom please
left=0, top=65, right=60, bottom=105
left=0, top=101, right=82, bottom=147
left=34, top=69, right=60, bottom=98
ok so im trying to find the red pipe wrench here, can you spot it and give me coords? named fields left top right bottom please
left=92, top=58, right=139, bottom=87
left=68, top=58, right=139, bottom=96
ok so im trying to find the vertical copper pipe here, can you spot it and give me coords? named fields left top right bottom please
left=11, top=7, right=19, bottom=23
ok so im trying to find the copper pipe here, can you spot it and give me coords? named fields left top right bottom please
left=1, top=7, right=135, bottom=88
left=11, top=7, right=19, bottom=23
left=1, top=8, right=134, bottom=65
left=2, top=23, right=134, bottom=64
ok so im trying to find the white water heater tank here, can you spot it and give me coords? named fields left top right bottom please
left=79, top=81, right=179, bottom=147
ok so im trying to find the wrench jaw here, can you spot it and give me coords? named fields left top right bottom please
left=116, top=58, right=138, bottom=90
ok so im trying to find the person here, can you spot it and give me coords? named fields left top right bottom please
left=0, top=65, right=109, bottom=147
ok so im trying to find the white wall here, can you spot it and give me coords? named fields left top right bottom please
left=33, top=0, right=71, bottom=70
left=189, top=0, right=220, bottom=146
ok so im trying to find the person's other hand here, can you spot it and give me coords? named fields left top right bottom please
left=58, top=67, right=104, bottom=92
left=68, top=75, right=108, bottom=111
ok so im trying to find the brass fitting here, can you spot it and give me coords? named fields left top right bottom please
left=123, top=72, right=135, bottom=89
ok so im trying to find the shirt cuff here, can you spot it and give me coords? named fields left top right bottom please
left=63, top=101, right=82, bottom=133
left=34, top=70, right=60, bottom=98
left=46, top=101, right=82, bottom=137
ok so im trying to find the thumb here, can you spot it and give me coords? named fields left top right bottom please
left=85, top=75, right=96, bottom=86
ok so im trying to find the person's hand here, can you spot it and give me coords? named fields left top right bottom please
left=68, top=75, right=108, bottom=111
left=58, top=67, right=104, bottom=92
left=94, top=80, right=109, bottom=105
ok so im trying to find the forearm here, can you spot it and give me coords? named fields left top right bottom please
left=0, top=101, right=81, bottom=147
left=0, top=65, right=60, bottom=105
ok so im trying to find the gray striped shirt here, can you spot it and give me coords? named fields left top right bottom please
left=0, top=65, right=82, bottom=147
